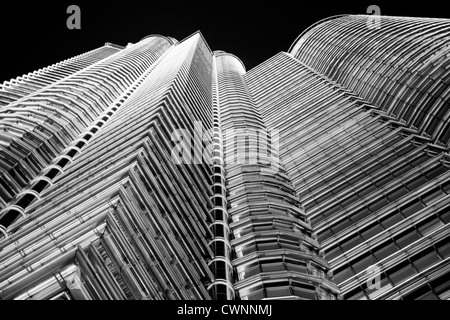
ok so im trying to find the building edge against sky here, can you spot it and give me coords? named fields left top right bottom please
left=0, top=15, right=450, bottom=300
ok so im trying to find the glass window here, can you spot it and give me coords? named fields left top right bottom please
left=380, top=153, right=399, bottom=166
left=331, top=218, right=352, bottom=234
left=316, top=192, right=334, bottom=203
left=323, top=204, right=342, bottom=217
left=394, top=228, right=421, bottom=248
left=348, top=171, right=366, bottom=186
left=261, top=263, right=285, bottom=273
left=417, top=215, right=444, bottom=236
left=359, top=184, right=377, bottom=198
left=246, top=289, right=265, bottom=300
left=421, top=188, right=445, bottom=206
left=352, top=253, right=377, bottom=274
left=242, top=264, right=260, bottom=278
left=345, top=287, right=367, bottom=300
left=361, top=223, right=384, bottom=241
left=386, top=187, right=408, bottom=202
left=365, top=163, right=383, bottom=176
left=442, top=181, right=450, bottom=194
left=325, top=245, right=344, bottom=261
left=318, top=227, right=334, bottom=242
left=424, top=165, right=448, bottom=180
left=292, top=286, right=316, bottom=300
left=286, top=262, right=307, bottom=274
left=372, top=241, right=398, bottom=261
left=340, top=193, right=360, bottom=208
left=431, top=273, right=450, bottom=300
left=411, top=250, right=441, bottom=272
left=387, top=261, right=417, bottom=286
left=405, top=175, right=428, bottom=191
left=436, top=238, right=450, bottom=258
left=392, top=164, right=412, bottom=178
left=311, top=213, right=325, bottom=226
left=400, top=200, right=424, bottom=217
left=241, top=244, right=257, bottom=256
left=410, top=153, right=431, bottom=167
left=438, top=209, right=450, bottom=224
left=254, top=225, right=274, bottom=232
left=340, top=234, right=364, bottom=252
left=266, top=287, right=291, bottom=298
left=416, top=290, right=439, bottom=300
left=375, top=174, right=393, bottom=188
left=257, top=242, right=279, bottom=251
left=380, top=212, right=403, bottom=229
left=403, top=285, right=431, bottom=300
left=333, top=265, right=355, bottom=284
left=368, top=197, right=389, bottom=213
left=350, top=207, right=371, bottom=223
left=354, top=154, right=372, bottom=166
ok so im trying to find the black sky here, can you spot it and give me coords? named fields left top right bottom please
left=1, top=1, right=450, bottom=82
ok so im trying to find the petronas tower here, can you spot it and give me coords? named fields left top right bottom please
left=1, top=15, right=450, bottom=300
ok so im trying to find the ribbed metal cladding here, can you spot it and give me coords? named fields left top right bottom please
left=215, top=51, right=339, bottom=300
left=0, top=36, right=172, bottom=229
left=246, top=23, right=450, bottom=299
left=0, top=44, right=123, bottom=108
left=0, top=32, right=217, bottom=300
left=290, top=15, right=450, bottom=147
left=2, top=15, right=450, bottom=301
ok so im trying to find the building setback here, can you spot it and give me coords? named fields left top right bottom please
left=0, top=15, right=450, bottom=300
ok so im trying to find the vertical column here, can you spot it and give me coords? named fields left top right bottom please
left=215, top=50, right=339, bottom=300
left=207, top=55, right=235, bottom=300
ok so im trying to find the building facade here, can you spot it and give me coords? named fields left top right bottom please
left=0, top=15, right=450, bottom=300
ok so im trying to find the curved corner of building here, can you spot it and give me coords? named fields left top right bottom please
left=288, top=14, right=351, bottom=57
left=104, top=42, right=126, bottom=50
left=213, top=50, right=246, bottom=73
left=139, top=34, right=178, bottom=45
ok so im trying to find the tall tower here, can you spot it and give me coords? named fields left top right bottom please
left=0, top=44, right=122, bottom=108
left=246, top=15, right=450, bottom=300
left=0, top=33, right=217, bottom=300
left=212, top=51, right=338, bottom=300
left=0, top=29, right=338, bottom=300
left=2, top=15, right=450, bottom=300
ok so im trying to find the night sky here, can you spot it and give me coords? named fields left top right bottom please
left=1, top=1, right=450, bottom=82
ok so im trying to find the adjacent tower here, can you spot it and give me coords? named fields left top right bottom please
left=246, top=15, right=450, bottom=300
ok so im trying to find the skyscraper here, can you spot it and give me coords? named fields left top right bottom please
left=1, top=14, right=450, bottom=300
left=248, top=15, right=450, bottom=300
